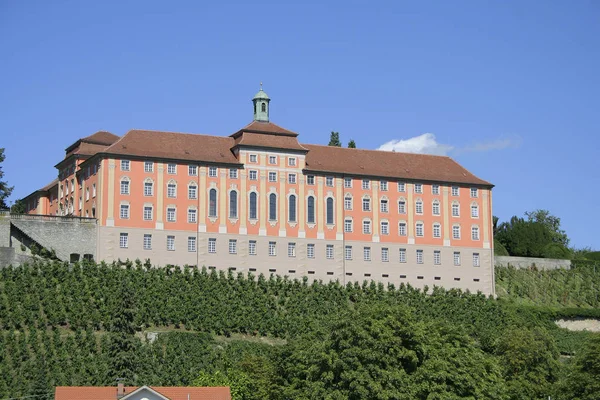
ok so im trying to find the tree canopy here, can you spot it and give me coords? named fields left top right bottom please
left=328, top=131, right=341, bottom=146
left=0, top=148, right=14, bottom=209
left=347, top=139, right=356, bottom=148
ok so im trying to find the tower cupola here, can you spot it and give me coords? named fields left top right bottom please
left=252, top=83, right=270, bottom=122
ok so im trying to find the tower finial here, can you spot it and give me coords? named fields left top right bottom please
left=260, top=82, right=263, bottom=90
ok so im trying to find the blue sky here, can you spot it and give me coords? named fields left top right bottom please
left=1, top=0, right=598, bottom=249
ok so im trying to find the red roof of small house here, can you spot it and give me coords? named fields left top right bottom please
left=54, top=385, right=231, bottom=400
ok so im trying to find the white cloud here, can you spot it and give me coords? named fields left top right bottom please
left=377, top=133, right=521, bottom=156
left=377, top=133, right=454, bottom=156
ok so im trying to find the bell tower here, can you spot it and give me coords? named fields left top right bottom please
left=252, top=83, right=270, bottom=122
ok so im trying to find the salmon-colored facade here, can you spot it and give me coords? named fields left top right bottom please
left=22, top=89, right=495, bottom=294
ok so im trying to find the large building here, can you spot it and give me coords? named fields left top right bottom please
left=22, top=88, right=495, bottom=294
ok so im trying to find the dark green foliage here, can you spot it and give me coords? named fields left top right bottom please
left=328, top=131, right=341, bottom=146
left=0, top=260, right=598, bottom=399
left=347, top=139, right=356, bottom=148
left=0, top=148, right=14, bottom=209
left=10, top=198, right=26, bottom=214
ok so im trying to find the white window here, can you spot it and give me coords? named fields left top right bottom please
left=398, top=222, right=407, bottom=236
left=249, top=170, right=258, bottom=180
left=307, top=243, right=315, bottom=259
left=382, top=248, right=389, bottom=262
left=452, top=203, right=460, bottom=217
left=326, top=244, right=334, bottom=260
left=249, top=154, right=257, bottom=163
left=415, top=200, right=423, bottom=214
left=399, top=248, right=406, bottom=263
left=363, top=220, right=371, bottom=234
left=167, top=163, right=176, bottom=174
left=433, top=223, right=441, bottom=238
left=268, top=172, right=277, bottom=182
left=208, top=238, right=216, bottom=254
left=344, top=195, right=353, bottom=210
left=416, top=222, right=424, bottom=237
left=167, top=235, right=175, bottom=251
left=208, top=166, right=217, bottom=177
left=120, top=204, right=129, bottom=219
left=362, top=179, right=370, bottom=190
left=229, top=191, right=238, bottom=219
left=398, top=182, right=405, bottom=192
left=143, top=206, right=153, bottom=221
left=144, top=181, right=153, bottom=196
left=344, top=218, right=353, bottom=233
left=344, top=178, right=352, bottom=188
left=471, top=226, right=480, bottom=240
left=167, top=207, right=176, bottom=222
left=229, top=169, right=238, bottom=179
left=380, top=199, right=388, bottom=213
left=269, top=155, right=277, bottom=165
left=188, top=184, right=197, bottom=200
left=288, top=173, right=297, bottom=184
left=167, top=182, right=177, bottom=198
left=144, top=161, right=153, bottom=172
left=120, top=160, right=130, bottom=171
left=363, top=247, right=371, bottom=261
left=470, top=188, right=478, bottom=198
left=143, top=234, right=152, bottom=250
left=416, top=250, right=423, bottom=264
left=452, top=186, right=459, bottom=196
left=471, top=204, right=479, bottom=218
left=119, top=233, right=128, bottom=248
left=434, top=250, right=441, bottom=265
left=432, top=184, right=440, bottom=195
left=414, top=183, right=423, bottom=194
left=432, top=201, right=440, bottom=215
left=249, top=240, right=257, bottom=255
left=268, top=241, right=276, bottom=256
left=381, top=221, right=389, bottom=235
left=288, top=242, right=296, bottom=257
left=362, top=197, right=371, bottom=211
left=345, top=245, right=353, bottom=260
left=453, top=225, right=461, bottom=239
left=454, top=252, right=461, bottom=266
left=326, top=176, right=334, bottom=187
left=398, top=200, right=406, bottom=214
left=85, top=187, right=89, bottom=200
left=188, top=236, right=196, bottom=252
left=380, top=181, right=388, bottom=191
left=473, top=253, right=480, bottom=267
left=187, top=165, right=197, bottom=176
left=93, top=183, right=98, bottom=197
left=288, top=157, right=296, bottom=166
left=120, top=180, right=130, bottom=195
left=188, top=208, right=197, bottom=223
left=307, top=175, right=315, bottom=185
left=229, top=239, right=237, bottom=254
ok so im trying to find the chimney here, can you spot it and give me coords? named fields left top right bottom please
left=117, top=381, right=125, bottom=399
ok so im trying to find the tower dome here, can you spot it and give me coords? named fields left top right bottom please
left=252, top=83, right=270, bottom=122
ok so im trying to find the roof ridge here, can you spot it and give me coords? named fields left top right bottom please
left=302, top=143, right=452, bottom=159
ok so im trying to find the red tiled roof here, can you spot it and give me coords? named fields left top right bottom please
left=103, top=130, right=241, bottom=165
left=83, top=131, right=121, bottom=146
left=55, top=386, right=231, bottom=400
left=67, top=142, right=111, bottom=157
left=233, top=131, right=308, bottom=152
left=232, top=120, right=298, bottom=137
left=303, top=144, right=492, bottom=186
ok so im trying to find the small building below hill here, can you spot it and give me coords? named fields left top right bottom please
left=54, top=384, right=231, bottom=400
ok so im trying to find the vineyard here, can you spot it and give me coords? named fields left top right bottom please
left=0, top=259, right=599, bottom=399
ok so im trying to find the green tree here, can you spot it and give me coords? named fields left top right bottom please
left=10, top=199, right=26, bottom=214
left=347, top=139, right=356, bottom=148
left=108, top=281, right=139, bottom=385
left=525, top=209, right=570, bottom=247
left=559, top=335, right=600, bottom=399
left=193, top=369, right=252, bottom=400
left=0, top=148, right=14, bottom=209
left=328, top=131, right=341, bottom=147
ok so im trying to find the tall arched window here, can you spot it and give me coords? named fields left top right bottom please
left=209, top=188, right=217, bottom=217
left=326, top=197, right=334, bottom=225
left=249, top=192, right=258, bottom=219
left=229, top=191, right=238, bottom=218
left=307, top=196, right=315, bottom=223
left=269, top=193, right=277, bottom=221
left=288, top=194, right=297, bottom=222
left=261, top=103, right=266, bottom=112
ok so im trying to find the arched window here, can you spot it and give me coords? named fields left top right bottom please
left=261, top=102, right=266, bottom=112
left=120, top=178, right=130, bottom=195
left=229, top=190, right=238, bottom=218
left=362, top=196, right=371, bottom=211
left=380, top=198, right=389, bottom=213
left=452, top=202, right=460, bottom=217
left=167, top=180, right=177, bottom=198
left=471, top=226, right=480, bottom=240
left=144, top=178, right=154, bottom=196
left=471, top=203, right=479, bottom=218
left=326, top=197, right=334, bottom=225
left=188, top=183, right=197, bottom=200
left=307, top=196, right=315, bottom=223
left=288, top=194, right=297, bottom=222
left=416, top=222, right=424, bottom=237
left=209, top=188, right=217, bottom=217
left=269, top=193, right=277, bottom=221
left=432, top=200, right=440, bottom=215
left=249, top=192, right=258, bottom=219
left=453, top=224, right=461, bottom=239
left=344, top=194, right=352, bottom=210
left=433, top=223, right=441, bottom=238
left=415, top=199, right=423, bottom=214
